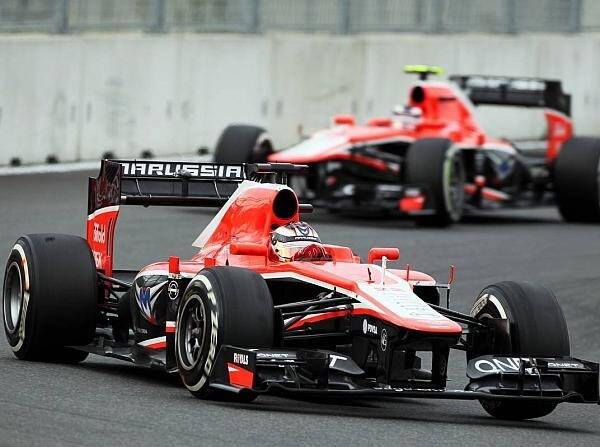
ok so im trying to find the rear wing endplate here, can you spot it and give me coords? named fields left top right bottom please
left=450, top=75, right=571, bottom=116
left=87, top=159, right=307, bottom=275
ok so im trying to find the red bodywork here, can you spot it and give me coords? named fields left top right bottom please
left=105, top=181, right=462, bottom=336
left=79, top=161, right=599, bottom=405
left=268, top=80, right=572, bottom=167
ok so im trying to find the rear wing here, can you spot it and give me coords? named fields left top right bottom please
left=87, top=159, right=307, bottom=275
left=450, top=75, right=571, bottom=116
left=88, top=159, right=307, bottom=214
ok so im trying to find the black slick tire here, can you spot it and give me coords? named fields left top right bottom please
left=404, top=138, right=465, bottom=227
left=175, top=267, right=274, bottom=402
left=554, top=137, right=600, bottom=222
left=469, top=281, right=570, bottom=420
left=3, top=234, right=97, bottom=362
left=214, top=125, right=273, bottom=164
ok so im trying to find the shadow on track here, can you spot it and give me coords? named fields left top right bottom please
left=79, top=359, right=182, bottom=387
left=215, top=397, right=595, bottom=434
left=460, top=213, right=559, bottom=225
left=11, top=355, right=595, bottom=435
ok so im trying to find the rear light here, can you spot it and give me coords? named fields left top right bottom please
left=326, top=176, right=337, bottom=186
left=399, top=195, right=425, bottom=212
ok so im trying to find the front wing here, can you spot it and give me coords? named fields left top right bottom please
left=209, top=345, right=599, bottom=404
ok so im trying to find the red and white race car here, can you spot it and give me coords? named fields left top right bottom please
left=3, top=160, right=598, bottom=419
left=215, top=65, right=600, bottom=226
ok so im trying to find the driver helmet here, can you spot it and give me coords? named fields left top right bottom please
left=392, top=105, right=422, bottom=129
left=271, top=222, right=328, bottom=261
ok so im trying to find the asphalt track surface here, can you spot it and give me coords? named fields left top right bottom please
left=0, top=171, right=598, bottom=446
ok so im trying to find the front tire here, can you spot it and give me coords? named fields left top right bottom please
left=554, top=137, right=600, bottom=222
left=469, top=281, right=570, bottom=420
left=404, top=138, right=465, bottom=227
left=3, top=234, right=97, bottom=362
left=175, top=267, right=274, bottom=401
left=214, top=125, right=273, bottom=164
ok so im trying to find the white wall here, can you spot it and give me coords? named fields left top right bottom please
left=1, top=32, right=599, bottom=165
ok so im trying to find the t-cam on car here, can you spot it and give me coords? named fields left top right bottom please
left=3, top=160, right=598, bottom=419
left=215, top=65, right=600, bottom=226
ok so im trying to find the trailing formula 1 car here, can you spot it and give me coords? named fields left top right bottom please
left=3, top=160, right=598, bottom=419
left=215, top=65, right=600, bottom=226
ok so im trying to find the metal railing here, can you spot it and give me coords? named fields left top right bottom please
left=0, top=0, right=593, bottom=34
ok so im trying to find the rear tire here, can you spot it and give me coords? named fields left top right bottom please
left=214, top=125, right=273, bottom=164
left=175, top=267, right=274, bottom=402
left=469, top=281, right=570, bottom=420
left=3, top=234, right=97, bottom=362
left=404, top=138, right=465, bottom=227
left=554, top=137, right=600, bottom=222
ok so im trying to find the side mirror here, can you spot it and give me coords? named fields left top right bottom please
left=332, top=114, right=356, bottom=126
left=368, top=247, right=400, bottom=264
left=230, top=242, right=268, bottom=257
left=367, top=117, right=393, bottom=127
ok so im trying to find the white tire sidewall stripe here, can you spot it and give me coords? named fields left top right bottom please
left=471, top=292, right=508, bottom=320
left=487, top=294, right=508, bottom=319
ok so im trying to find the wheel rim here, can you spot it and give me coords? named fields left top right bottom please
left=4, top=262, right=23, bottom=333
left=178, top=295, right=206, bottom=371
left=444, top=152, right=465, bottom=220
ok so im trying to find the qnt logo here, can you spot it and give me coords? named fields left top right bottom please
left=474, top=357, right=529, bottom=374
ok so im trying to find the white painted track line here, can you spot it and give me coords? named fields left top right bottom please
left=0, top=154, right=211, bottom=176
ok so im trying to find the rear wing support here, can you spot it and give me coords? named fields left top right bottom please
left=87, top=160, right=308, bottom=275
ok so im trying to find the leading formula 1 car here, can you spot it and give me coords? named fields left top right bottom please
left=215, top=65, right=600, bottom=226
left=3, top=160, right=598, bottom=419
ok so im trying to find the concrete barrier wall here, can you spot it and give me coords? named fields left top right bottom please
left=1, top=32, right=599, bottom=165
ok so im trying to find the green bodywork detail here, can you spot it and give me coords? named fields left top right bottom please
left=404, top=65, right=445, bottom=80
